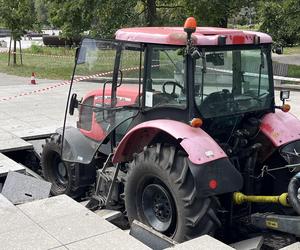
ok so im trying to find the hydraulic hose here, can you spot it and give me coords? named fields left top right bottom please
left=288, top=172, right=300, bottom=215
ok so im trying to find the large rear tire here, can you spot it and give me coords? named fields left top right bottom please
left=41, top=134, right=85, bottom=198
left=125, top=144, right=221, bottom=242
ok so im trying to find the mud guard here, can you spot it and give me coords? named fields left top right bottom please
left=113, top=119, right=243, bottom=196
left=188, top=157, right=243, bottom=197
left=56, top=126, right=99, bottom=164
left=260, top=110, right=300, bottom=147
left=113, top=119, right=227, bottom=165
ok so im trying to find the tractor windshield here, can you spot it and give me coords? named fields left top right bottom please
left=195, top=47, right=273, bottom=118
left=62, top=38, right=142, bottom=164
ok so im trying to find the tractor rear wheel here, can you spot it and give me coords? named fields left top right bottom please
left=125, top=144, right=221, bottom=242
left=41, top=134, right=85, bottom=198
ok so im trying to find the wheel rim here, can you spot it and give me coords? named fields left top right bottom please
left=142, top=183, right=174, bottom=232
left=53, top=154, right=68, bottom=186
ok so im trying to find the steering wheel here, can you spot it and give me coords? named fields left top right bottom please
left=199, top=89, right=234, bottom=116
left=162, top=81, right=184, bottom=98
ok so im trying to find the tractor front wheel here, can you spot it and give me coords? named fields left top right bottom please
left=125, top=144, right=220, bottom=242
left=41, top=134, right=85, bottom=198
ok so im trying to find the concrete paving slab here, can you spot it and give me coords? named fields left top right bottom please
left=39, top=211, right=117, bottom=244
left=230, top=236, right=264, bottom=250
left=166, top=235, right=234, bottom=250
left=94, top=209, right=122, bottom=221
left=17, top=195, right=87, bottom=223
left=2, top=194, right=153, bottom=250
left=1, top=171, right=51, bottom=204
left=66, top=228, right=151, bottom=250
left=38, top=210, right=117, bottom=245
left=0, top=194, right=32, bottom=234
left=0, top=128, right=32, bottom=152
left=0, top=224, right=61, bottom=250
left=0, top=153, right=25, bottom=177
left=280, top=242, right=300, bottom=250
left=49, top=247, right=68, bottom=250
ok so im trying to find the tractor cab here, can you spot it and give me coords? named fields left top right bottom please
left=62, top=19, right=275, bottom=164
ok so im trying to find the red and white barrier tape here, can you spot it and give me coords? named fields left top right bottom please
left=0, top=50, right=73, bottom=59
left=0, top=66, right=143, bottom=102
left=0, top=70, right=114, bottom=102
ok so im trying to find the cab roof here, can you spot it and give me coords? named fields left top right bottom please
left=115, top=27, right=272, bottom=46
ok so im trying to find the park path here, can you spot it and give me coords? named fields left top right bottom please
left=273, top=53, right=300, bottom=66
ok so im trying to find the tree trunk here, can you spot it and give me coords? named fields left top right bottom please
left=146, top=0, right=157, bottom=26
left=8, top=36, right=12, bottom=66
left=13, top=39, right=17, bottom=65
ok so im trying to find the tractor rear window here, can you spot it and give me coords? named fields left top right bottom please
left=195, top=48, right=272, bottom=118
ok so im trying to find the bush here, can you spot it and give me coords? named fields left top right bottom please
left=30, top=44, right=43, bottom=54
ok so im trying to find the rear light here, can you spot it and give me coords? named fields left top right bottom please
left=209, top=179, right=218, bottom=189
left=282, top=104, right=291, bottom=112
left=189, top=118, right=203, bottom=128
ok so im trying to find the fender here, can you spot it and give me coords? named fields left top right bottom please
left=56, top=127, right=99, bottom=164
left=113, top=119, right=243, bottom=196
left=260, top=110, right=300, bottom=147
left=112, top=119, right=227, bottom=164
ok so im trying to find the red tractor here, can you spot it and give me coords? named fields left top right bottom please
left=41, top=17, right=300, bottom=243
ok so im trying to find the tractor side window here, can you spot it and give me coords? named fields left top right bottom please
left=145, top=47, right=186, bottom=109
left=117, top=44, right=144, bottom=107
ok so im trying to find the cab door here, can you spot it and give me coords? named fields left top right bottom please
left=62, top=39, right=143, bottom=164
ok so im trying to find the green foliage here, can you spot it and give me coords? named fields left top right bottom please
left=91, top=0, right=139, bottom=38
left=0, top=0, right=37, bottom=40
left=35, top=0, right=49, bottom=27
left=47, top=0, right=96, bottom=40
left=0, top=47, right=75, bottom=79
left=27, top=45, right=75, bottom=56
left=39, top=0, right=261, bottom=39
left=259, top=0, right=300, bottom=46
left=30, top=44, right=43, bottom=53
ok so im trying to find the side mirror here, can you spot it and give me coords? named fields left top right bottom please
left=69, top=93, right=79, bottom=115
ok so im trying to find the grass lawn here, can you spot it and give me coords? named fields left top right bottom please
left=0, top=46, right=76, bottom=80
left=288, top=64, right=300, bottom=78
left=283, top=46, right=300, bottom=55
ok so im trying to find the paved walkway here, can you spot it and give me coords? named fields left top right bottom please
left=273, top=53, right=300, bottom=66
left=0, top=194, right=150, bottom=250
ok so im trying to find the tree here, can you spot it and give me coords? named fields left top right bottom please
left=47, top=0, right=96, bottom=42
left=35, top=0, right=49, bottom=27
left=0, top=0, right=37, bottom=64
left=259, top=0, right=300, bottom=46
left=178, top=0, right=259, bottom=28
left=90, top=0, right=139, bottom=38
